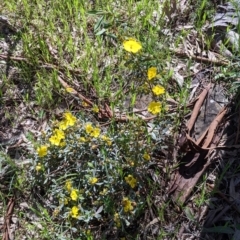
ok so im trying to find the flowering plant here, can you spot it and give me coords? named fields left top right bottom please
left=122, top=38, right=166, bottom=116
left=32, top=111, right=152, bottom=236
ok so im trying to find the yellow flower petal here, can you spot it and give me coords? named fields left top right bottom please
left=114, top=213, right=121, bottom=227
left=101, top=135, right=112, bottom=146
left=79, top=137, right=87, bottom=142
left=152, top=85, right=165, bottom=95
left=49, top=130, right=65, bottom=146
left=123, top=38, right=142, bottom=53
left=147, top=101, right=161, bottom=115
left=122, top=197, right=134, bottom=213
left=148, top=67, right=157, bottom=80
left=70, top=189, right=79, bottom=201
left=90, top=127, right=101, bottom=138
left=82, top=101, right=90, bottom=107
left=63, top=112, right=77, bottom=127
left=85, top=123, right=93, bottom=134
left=92, top=105, right=99, bottom=113
left=37, top=145, right=48, bottom=157
left=70, top=206, right=79, bottom=218
left=89, top=177, right=98, bottom=185
left=59, top=120, right=68, bottom=130
left=65, top=180, right=72, bottom=192
left=66, top=87, right=74, bottom=93
left=125, top=174, right=137, bottom=188
left=35, top=163, right=42, bottom=172
left=143, top=152, right=151, bottom=161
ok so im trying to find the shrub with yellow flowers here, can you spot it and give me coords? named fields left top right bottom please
left=31, top=111, right=153, bottom=237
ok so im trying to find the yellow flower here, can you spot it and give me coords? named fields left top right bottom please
left=37, top=145, right=48, bottom=157
left=79, top=137, right=87, bottom=142
left=148, top=67, right=157, bottom=80
left=89, top=177, right=98, bottom=185
left=58, top=120, right=68, bottom=130
left=64, top=198, right=69, bottom=205
left=92, top=105, right=99, bottom=113
left=65, top=180, right=72, bottom=192
left=101, top=135, right=112, bottom=146
left=152, top=85, right=165, bottom=96
left=114, top=213, right=121, bottom=227
left=66, top=87, right=74, bottom=93
left=85, top=123, right=93, bottom=134
left=86, top=230, right=92, bottom=237
left=52, top=208, right=60, bottom=217
left=49, top=129, right=65, bottom=146
left=35, top=163, right=42, bottom=172
left=82, top=101, right=89, bottom=107
left=70, top=206, right=79, bottom=219
left=55, top=129, right=65, bottom=138
left=59, top=112, right=76, bottom=130
left=123, top=38, right=142, bottom=53
left=90, top=127, right=101, bottom=138
left=49, top=135, right=60, bottom=146
left=125, top=174, right=137, bottom=188
left=100, top=188, right=108, bottom=195
left=122, top=197, right=134, bottom=213
left=143, top=152, right=151, bottom=161
left=147, top=101, right=161, bottom=115
left=128, top=160, right=135, bottom=166
left=70, top=189, right=79, bottom=201
left=63, top=112, right=77, bottom=127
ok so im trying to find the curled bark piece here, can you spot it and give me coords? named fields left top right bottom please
left=202, top=108, right=227, bottom=148
left=169, top=93, right=228, bottom=204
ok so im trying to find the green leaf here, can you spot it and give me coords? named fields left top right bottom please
left=95, top=28, right=107, bottom=36
left=94, top=16, right=104, bottom=32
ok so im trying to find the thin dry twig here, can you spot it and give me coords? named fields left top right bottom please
left=0, top=53, right=82, bottom=75
left=2, top=197, right=15, bottom=240
left=171, top=49, right=230, bottom=66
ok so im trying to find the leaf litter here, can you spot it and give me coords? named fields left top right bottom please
left=1, top=1, right=240, bottom=240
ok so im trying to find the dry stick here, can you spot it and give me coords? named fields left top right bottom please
left=58, top=75, right=122, bottom=120
left=0, top=54, right=82, bottom=75
left=186, top=133, right=240, bottom=150
left=187, top=83, right=211, bottom=132
left=58, top=76, right=93, bottom=106
left=2, top=198, right=15, bottom=240
left=58, top=76, right=156, bottom=122
left=171, top=49, right=230, bottom=66
left=58, top=76, right=113, bottom=119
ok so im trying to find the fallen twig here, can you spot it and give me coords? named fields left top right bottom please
left=171, top=49, right=230, bottom=66
left=2, top=197, right=15, bottom=240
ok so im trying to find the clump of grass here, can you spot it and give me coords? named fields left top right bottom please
left=2, top=0, right=170, bottom=110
